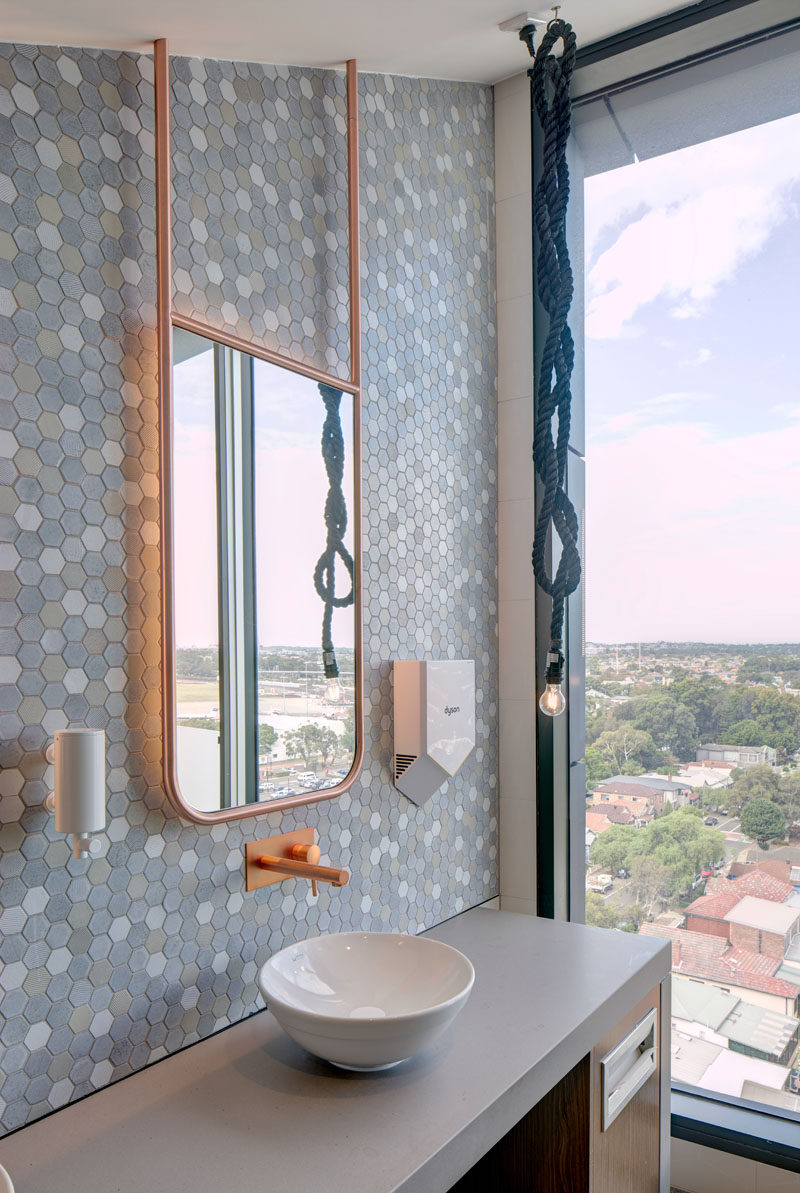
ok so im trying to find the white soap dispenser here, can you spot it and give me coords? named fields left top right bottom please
left=45, top=728, right=106, bottom=859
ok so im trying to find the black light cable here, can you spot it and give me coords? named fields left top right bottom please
left=313, top=383, right=354, bottom=700
left=520, top=16, right=582, bottom=717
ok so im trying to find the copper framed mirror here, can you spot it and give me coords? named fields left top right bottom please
left=154, top=41, right=363, bottom=822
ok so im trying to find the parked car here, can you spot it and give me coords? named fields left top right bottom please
left=704, top=816, right=719, bottom=826
left=700, top=868, right=714, bottom=878
left=616, top=868, right=630, bottom=879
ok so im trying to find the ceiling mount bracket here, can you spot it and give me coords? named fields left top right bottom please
left=498, top=12, right=548, bottom=34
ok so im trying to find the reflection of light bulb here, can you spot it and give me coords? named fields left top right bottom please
left=326, top=678, right=343, bottom=702
left=538, top=682, right=566, bottom=717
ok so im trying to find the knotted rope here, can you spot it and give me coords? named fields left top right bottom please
left=521, top=17, right=581, bottom=687
left=313, top=383, right=354, bottom=679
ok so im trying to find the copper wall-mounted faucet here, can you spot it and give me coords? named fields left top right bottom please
left=245, top=829, right=350, bottom=895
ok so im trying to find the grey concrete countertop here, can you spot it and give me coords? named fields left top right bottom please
left=0, top=908, right=670, bottom=1193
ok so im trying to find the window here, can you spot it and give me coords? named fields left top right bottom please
left=534, top=3, right=800, bottom=1162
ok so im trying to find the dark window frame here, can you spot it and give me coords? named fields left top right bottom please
left=533, top=0, right=800, bottom=1169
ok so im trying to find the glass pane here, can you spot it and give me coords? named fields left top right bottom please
left=252, top=358, right=356, bottom=802
left=169, top=327, right=359, bottom=813
left=584, top=111, right=800, bottom=1116
left=172, top=329, right=222, bottom=813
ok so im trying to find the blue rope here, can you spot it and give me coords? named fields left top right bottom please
left=314, top=383, right=354, bottom=679
left=521, top=18, right=582, bottom=685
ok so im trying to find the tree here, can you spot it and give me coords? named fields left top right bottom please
left=725, top=720, right=764, bottom=747
left=628, top=855, right=673, bottom=915
left=739, top=799, right=786, bottom=845
left=589, top=808, right=725, bottom=897
left=258, top=723, right=277, bottom=753
left=586, top=726, right=660, bottom=783
left=628, top=694, right=698, bottom=762
left=283, top=723, right=339, bottom=768
left=588, top=825, right=641, bottom=874
left=585, top=893, right=622, bottom=931
left=776, top=773, right=800, bottom=834
left=727, top=765, right=778, bottom=815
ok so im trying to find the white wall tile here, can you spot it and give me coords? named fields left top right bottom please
left=496, top=192, right=533, bottom=302
left=500, top=795, right=537, bottom=900
left=494, top=73, right=531, bottom=204
left=499, top=499, right=535, bottom=602
left=498, top=294, right=534, bottom=402
left=500, top=697, right=536, bottom=804
left=499, top=599, right=536, bottom=702
left=498, top=396, right=534, bottom=503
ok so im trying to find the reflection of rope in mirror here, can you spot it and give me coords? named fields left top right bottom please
left=314, top=383, right=355, bottom=684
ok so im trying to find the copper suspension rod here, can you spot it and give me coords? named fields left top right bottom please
left=346, top=59, right=361, bottom=392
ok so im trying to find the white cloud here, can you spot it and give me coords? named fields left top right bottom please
left=585, top=111, right=800, bottom=339
left=680, top=348, right=713, bottom=368
left=592, top=390, right=710, bottom=439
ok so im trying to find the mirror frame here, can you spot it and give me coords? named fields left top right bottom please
left=154, top=39, right=364, bottom=822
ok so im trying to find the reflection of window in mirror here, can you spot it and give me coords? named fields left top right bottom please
left=171, top=327, right=357, bottom=815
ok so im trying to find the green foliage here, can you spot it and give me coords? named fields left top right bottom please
left=739, top=798, right=786, bottom=843
left=587, top=667, right=800, bottom=762
left=283, top=723, right=339, bottom=768
left=628, top=854, right=673, bottom=913
left=584, top=893, right=622, bottom=931
left=588, top=824, right=640, bottom=874
left=585, top=726, right=660, bottom=788
left=589, top=807, right=725, bottom=896
left=727, top=765, right=778, bottom=815
left=179, top=716, right=219, bottom=732
left=258, top=723, right=278, bottom=752
left=725, top=720, right=764, bottom=746
left=627, top=694, right=698, bottom=762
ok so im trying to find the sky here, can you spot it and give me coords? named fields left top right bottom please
left=173, top=344, right=355, bottom=650
left=584, top=109, right=800, bottom=644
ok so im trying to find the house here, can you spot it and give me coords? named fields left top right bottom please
left=696, top=744, right=777, bottom=767
left=640, top=924, right=800, bottom=1017
left=723, top=897, right=800, bottom=962
left=677, top=762, right=735, bottom=791
left=672, top=976, right=799, bottom=1066
left=671, top=1027, right=792, bottom=1099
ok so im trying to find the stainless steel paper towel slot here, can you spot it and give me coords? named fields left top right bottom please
left=600, top=1006, right=658, bottom=1130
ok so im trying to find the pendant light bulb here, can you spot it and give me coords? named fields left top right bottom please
left=325, top=678, right=343, bottom=703
left=539, top=681, right=566, bottom=718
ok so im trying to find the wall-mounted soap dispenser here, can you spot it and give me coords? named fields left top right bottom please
left=44, top=728, right=106, bottom=859
left=393, top=660, right=475, bottom=804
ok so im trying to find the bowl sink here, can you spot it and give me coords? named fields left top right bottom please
left=258, top=931, right=474, bottom=1071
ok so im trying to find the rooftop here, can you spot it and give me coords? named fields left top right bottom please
left=705, top=871, right=794, bottom=904
left=640, top=924, right=799, bottom=1000
left=672, top=977, right=798, bottom=1061
left=724, top=896, right=800, bottom=935
left=672, top=976, right=737, bottom=1031
left=717, top=1000, right=798, bottom=1062
left=684, top=891, right=741, bottom=920
left=671, top=1028, right=790, bottom=1096
left=602, top=774, right=691, bottom=793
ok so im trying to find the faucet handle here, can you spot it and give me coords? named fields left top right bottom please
left=291, top=842, right=322, bottom=895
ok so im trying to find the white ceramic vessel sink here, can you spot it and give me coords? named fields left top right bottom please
left=258, top=932, right=475, bottom=1070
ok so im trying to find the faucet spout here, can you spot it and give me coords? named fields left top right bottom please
left=257, top=845, right=349, bottom=893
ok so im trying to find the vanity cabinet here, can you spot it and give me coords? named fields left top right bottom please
left=0, top=910, right=671, bottom=1193
left=451, top=984, right=667, bottom=1193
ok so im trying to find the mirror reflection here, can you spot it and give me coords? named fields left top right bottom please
left=171, top=327, right=357, bottom=813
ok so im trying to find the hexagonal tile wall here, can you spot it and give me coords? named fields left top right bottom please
left=170, top=56, right=351, bottom=382
left=0, top=43, right=498, bottom=1136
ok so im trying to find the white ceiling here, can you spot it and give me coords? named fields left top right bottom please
left=3, top=0, right=693, bottom=84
